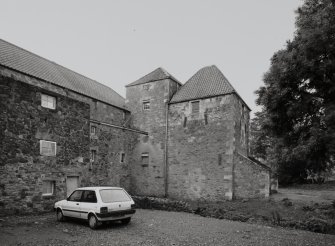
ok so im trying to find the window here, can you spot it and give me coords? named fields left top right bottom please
left=120, top=152, right=125, bottom=163
left=41, top=94, right=56, bottom=109
left=141, top=152, right=149, bottom=166
left=143, top=100, right=150, bottom=110
left=91, top=150, right=97, bottom=162
left=218, top=154, right=222, bottom=166
left=191, top=101, right=200, bottom=114
left=42, top=180, right=55, bottom=196
left=99, top=189, right=131, bottom=203
left=91, top=126, right=97, bottom=135
left=40, top=140, right=56, bottom=156
left=68, top=190, right=83, bottom=202
left=81, top=190, right=97, bottom=203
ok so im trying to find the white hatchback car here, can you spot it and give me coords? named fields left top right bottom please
left=54, top=187, right=136, bottom=229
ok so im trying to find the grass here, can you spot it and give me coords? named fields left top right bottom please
left=133, top=182, right=335, bottom=234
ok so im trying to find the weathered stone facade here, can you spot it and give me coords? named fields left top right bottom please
left=0, top=73, right=90, bottom=214
left=233, top=153, right=270, bottom=198
left=126, top=66, right=271, bottom=202
left=0, top=39, right=270, bottom=215
left=0, top=66, right=141, bottom=215
left=168, top=95, right=237, bottom=201
left=126, top=78, right=180, bottom=196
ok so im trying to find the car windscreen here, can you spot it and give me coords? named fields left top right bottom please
left=99, top=189, right=131, bottom=203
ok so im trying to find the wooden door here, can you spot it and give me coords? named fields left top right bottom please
left=66, top=176, right=79, bottom=197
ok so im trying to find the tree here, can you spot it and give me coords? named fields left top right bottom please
left=254, top=0, right=335, bottom=184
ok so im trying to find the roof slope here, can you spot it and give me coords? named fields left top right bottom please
left=126, top=67, right=181, bottom=87
left=0, top=39, right=126, bottom=110
left=170, top=65, right=236, bottom=103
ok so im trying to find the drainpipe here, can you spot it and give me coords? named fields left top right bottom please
left=164, top=86, right=170, bottom=197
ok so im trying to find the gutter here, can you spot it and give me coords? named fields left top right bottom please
left=90, top=119, right=148, bottom=135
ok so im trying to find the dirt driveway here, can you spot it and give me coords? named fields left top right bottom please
left=0, top=209, right=334, bottom=246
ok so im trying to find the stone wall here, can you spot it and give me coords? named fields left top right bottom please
left=168, top=94, right=237, bottom=201
left=233, top=152, right=270, bottom=199
left=88, top=123, right=139, bottom=191
left=0, top=67, right=141, bottom=214
left=126, top=79, right=180, bottom=196
left=0, top=66, right=131, bottom=126
left=0, top=74, right=90, bottom=214
left=231, top=95, right=250, bottom=156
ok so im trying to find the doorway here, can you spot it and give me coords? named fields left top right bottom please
left=66, top=176, right=79, bottom=197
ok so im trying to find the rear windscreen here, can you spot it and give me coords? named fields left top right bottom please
left=99, top=189, right=131, bottom=203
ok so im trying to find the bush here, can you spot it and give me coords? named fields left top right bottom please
left=304, top=217, right=332, bottom=233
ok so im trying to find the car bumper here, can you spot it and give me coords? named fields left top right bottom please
left=96, top=209, right=136, bottom=218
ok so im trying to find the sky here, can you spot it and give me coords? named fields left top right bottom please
left=0, top=0, right=302, bottom=115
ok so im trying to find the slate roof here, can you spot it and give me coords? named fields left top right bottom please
left=0, top=39, right=127, bottom=110
left=170, top=65, right=238, bottom=104
left=126, top=67, right=181, bottom=87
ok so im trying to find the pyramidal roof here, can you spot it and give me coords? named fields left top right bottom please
left=0, top=39, right=127, bottom=110
left=170, top=65, right=239, bottom=104
left=126, top=67, right=181, bottom=87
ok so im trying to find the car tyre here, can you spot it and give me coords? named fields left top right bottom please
left=88, top=214, right=99, bottom=229
left=56, top=209, right=65, bottom=222
left=121, top=217, right=131, bottom=225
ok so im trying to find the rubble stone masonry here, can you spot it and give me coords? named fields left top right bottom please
left=168, top=94, right=236, bottom=201
left=0, top=74, right=90, bottom=214
left=0, top=63, right=270, bottom=214
left=0, top=67, right=139, bottom=214
left=126, top=79, right=180, bottom=196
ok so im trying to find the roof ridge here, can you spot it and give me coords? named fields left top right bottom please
left=126, top=67, right=181, bottom=87
left=0, top=38, right=126, bottom=109
left=51, top=61, right=125, bottom=100
left=159, top=67, right=172, bottom=77
left=0, top=39, right=124, bottom=100
left=170, top=65, right=237, bottom=104
left=0, top=38, right=62, bottom=66
left=211, top=65, right=236, bottom=92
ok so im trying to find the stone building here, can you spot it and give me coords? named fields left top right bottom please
left=0, top=39, right=270, bottom=214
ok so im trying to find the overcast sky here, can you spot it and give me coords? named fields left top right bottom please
left=0, top=0, right=302, bottom=115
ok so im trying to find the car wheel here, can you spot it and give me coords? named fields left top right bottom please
left=88, top=214, right=99, bottom=229
left=56, top=209, right=65, bottom=222
left=121, top=217, right=131, bottom=225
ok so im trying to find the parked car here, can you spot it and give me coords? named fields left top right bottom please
left=54, top=187, right=136, bottom=229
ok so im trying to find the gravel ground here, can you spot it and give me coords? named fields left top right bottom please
left=0, top=209, right=334, bottom=246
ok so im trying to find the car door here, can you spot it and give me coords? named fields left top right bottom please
left=62, top=190, right=83, bottom=218
left=80, top=190, right=98, bottom=220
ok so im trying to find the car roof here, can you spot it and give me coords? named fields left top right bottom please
left=75, top=187, right=124, bottom=191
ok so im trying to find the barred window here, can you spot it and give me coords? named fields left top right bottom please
left=40, top=140, right=56, bottom=156
left=91, top=126, right=97, bottom=135
left=143, top=100, right=150, bottom=110
left=91, top=150, right=97, bottom=162
left=41, top=94, right=56, bottom=109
